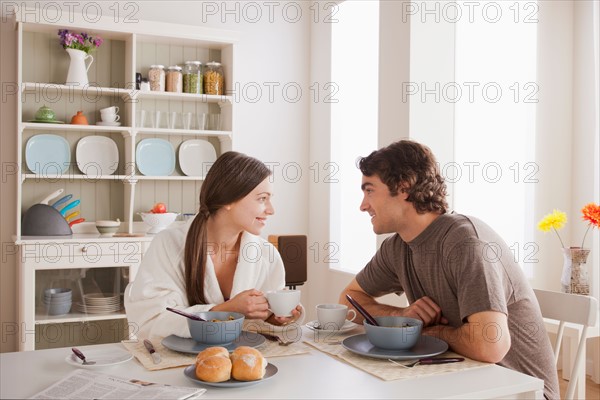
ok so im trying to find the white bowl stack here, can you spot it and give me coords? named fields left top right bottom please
left=43, top=288, right=72, bottom=316
left=74, top=293, right=121, bottom=314
left=139, top=212, right=179, bottom=234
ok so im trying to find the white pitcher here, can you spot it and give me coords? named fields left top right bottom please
left=65, top=48, right=93, bottom=86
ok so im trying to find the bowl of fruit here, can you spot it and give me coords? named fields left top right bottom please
left=139, top=203, right=179, bottom=234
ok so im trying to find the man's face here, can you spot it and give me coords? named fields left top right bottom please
left=359, top=174, right=408, bottom=235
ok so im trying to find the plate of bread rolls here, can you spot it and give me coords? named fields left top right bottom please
left=183, top=346, right=277, bottom=387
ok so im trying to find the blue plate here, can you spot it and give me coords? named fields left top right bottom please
left=162, top=331, right=266, bottom=354
left=183, top=363, right=278, bottom=387
left=25, top=134, right=71, bottom=174
left=135, top=138, right=175, bottom=176
left=341, top=334, right=448, bottom=360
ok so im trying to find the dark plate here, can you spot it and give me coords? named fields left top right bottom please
left=183, top=363, right=277, bottom=387
left=161, top=331, right=266, bottom=354
left=342, top=334, right=448, bottom=360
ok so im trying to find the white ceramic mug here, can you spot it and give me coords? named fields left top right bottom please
left=100, top=106, right=119, bottom=114
left=100, top=112, right=120, bottom=122
left=266, top=289, right=301, bottom=317
left=316, top=304, right=357, bottom=330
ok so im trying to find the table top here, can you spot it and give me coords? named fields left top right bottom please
left=0, top=330, right=544, bottom=399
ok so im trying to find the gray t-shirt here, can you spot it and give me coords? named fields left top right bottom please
left=357, top=213, right=559, bottom=399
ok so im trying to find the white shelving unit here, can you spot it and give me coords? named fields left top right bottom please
left=13, top=10, right=238, bottom=350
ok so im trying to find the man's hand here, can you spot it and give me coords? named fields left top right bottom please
left=402, top=296, right=448, bottom=327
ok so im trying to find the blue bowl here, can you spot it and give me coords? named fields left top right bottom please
left=364, top=316, right=423, bottom=350
left=187, top=311, right=244, bottom=345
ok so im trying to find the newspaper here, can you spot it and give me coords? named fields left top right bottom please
left=30, top=369, right=206, bottom=400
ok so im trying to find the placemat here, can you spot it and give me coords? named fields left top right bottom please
left=122, top=334, right=310, bottom=371
left=304, top=335, right=490, bottom=381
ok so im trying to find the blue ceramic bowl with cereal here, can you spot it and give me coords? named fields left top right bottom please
left=364, top=316, right=423, bottom=350
left=187, top=311, right=245, bottom=345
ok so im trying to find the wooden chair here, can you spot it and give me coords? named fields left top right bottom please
left=268, top=235, right=307, bottom=289
left=534, top=289, right=599, bottom=400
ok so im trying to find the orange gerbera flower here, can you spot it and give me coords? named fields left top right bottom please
left=581, top=202, right=600, bottom=248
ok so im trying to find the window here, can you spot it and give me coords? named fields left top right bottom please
left=453, top=1, right=538, bottom=276
left=330, top=0, right=379, bottom=272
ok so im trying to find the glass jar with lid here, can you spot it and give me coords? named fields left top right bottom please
left=204, top=62, right=224, bottom=95
left=148, top=65, right=165, bottom=91
left=166, top=65, right=183, bottom=93
left=183, top=61, right=202, bottom=94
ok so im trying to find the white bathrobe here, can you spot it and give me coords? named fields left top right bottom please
left=125, top=222, right=289, bottom=339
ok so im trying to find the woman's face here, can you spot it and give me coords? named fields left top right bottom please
left=228, top=177, right=274, bottom=235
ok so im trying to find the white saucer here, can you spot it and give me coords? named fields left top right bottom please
left=96, top=121, right=122, bottom=126
left=306, top=320, right=358, bottom=333
left=65, top=348, right=133, bottom=368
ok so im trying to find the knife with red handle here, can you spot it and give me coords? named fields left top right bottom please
left=143, top=339, right=161, bottom=364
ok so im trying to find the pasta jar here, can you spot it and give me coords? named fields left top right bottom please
left=204, top=61, right=224, bottom=95
left=166, top=65, right=183, bottom=93
left=148, top=64, right=165, bottom=92
left=183, top=61, right=202, bottom=94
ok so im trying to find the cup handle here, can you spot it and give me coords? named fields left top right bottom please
left=114, top=114, right=120, bottom=122
left=347, top=309, right=357, bottom=322
left=115, top=107, right=120, bottom=114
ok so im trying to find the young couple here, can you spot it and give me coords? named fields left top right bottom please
left=125, top=140, right=558, bottom=399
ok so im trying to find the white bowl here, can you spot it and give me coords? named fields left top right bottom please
left=139, top=212, right=179, bottom=234
left=96, top=220, right=121, bottom=235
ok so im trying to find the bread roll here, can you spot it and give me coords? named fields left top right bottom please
left=195, top=355, right=232, bottom=383
left=230, top=346, right=267, bottom=381
left=196, top=346, right=229, bottom=363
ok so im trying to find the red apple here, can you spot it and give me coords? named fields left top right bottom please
left=151, top=202, right=167, bottom=213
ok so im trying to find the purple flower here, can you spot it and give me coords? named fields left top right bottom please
left=57, top=29, right=103, bottom=53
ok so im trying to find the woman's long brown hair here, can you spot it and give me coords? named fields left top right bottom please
left=184, top=151, right=271, bottom=305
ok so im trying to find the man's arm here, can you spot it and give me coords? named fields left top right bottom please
left=423, top=310, right=511, bottom=363
left=339, top=278, right=402, bottom=324
left=339, top=278, right=446, bottom=326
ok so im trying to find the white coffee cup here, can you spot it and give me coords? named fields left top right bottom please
left=100, top=106, right=119, bottom=114
left=100, top=112, right=120, bottom=122
left=266, top=289, right=301, bottom=317
left=316, top=304, right=357, bottom=330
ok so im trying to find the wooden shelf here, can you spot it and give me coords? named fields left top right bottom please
left=35, top=310, right=127, bottom=324
left=22, top=122, right=131, bottom=134
left=135, top=127, right=230, bottom=137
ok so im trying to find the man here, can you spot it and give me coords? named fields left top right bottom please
left=340, top=140, right=559, bottom=399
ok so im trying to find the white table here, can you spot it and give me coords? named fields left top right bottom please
left=1, top=334, right=544, bottom=400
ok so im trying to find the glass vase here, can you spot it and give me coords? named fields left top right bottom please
left=560, top=247, right=590, bottom=295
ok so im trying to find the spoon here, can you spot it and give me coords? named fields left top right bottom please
left=166, top=307, right=207, bottom=321
left=345, top=294, right=379, bottom=326
left=71, top=347, right=95, bottom=365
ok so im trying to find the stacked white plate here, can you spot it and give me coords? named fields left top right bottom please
left=73, top=293, right=121, bottom=314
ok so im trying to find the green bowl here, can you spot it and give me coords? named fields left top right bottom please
left=34, top=105, right=57, bottom=122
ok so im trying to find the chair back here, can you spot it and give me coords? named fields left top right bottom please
left=533, top=289, right=599, bottom=400
left=268, top=235, right=307, bottom=289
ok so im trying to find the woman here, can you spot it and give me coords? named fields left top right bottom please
left=125, top=151, right=303, bottom=339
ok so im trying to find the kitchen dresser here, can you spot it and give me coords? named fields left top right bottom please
left=12, top=8, right=238, bottom=350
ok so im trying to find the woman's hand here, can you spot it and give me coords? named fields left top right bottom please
left=216, top=289, right=271, bottom=320
left=267, top=304, right=303, bottom=326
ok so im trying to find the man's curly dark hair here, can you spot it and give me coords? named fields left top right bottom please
left=358, top=140, right=448, bottom=214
